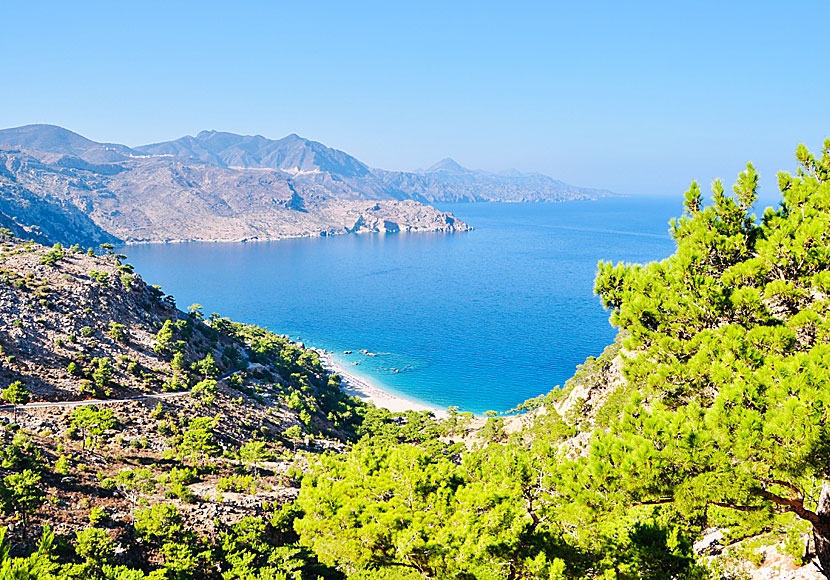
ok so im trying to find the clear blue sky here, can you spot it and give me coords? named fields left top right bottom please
left=2, top=0, right=828, bottom=196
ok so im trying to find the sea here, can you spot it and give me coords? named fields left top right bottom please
left=121, top=196, right=683, bottom=414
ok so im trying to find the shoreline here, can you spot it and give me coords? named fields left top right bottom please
left=315, top=350, right=446, bottom=417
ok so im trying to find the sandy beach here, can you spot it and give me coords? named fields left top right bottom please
left=316, top=350, right=445, bottom=417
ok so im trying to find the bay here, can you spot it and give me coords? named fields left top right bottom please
left=121, top=196, right=680, bottom=414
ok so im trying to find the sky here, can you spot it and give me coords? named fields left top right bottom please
left=2, top=0, right=828, bottom=196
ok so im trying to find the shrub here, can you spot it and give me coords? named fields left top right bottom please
left=54, top=455, right=69, bottom=475
left=89, top=270, right=109, bottom=286
left=134, top=503, right=182, bottom=543
left=283, top=425, right=303, bottom=439
left=88, top=506, right=109, bottom=526
left=216, top=474, right=257, bottom=494
left=108, top=322, right=128, bottom=343
left=39, top=244, right=65, bottom=266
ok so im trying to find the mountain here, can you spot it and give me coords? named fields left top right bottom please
left=137, top=130, right=372, bottom=178
left=0, top=126, right=468, bottom=245
left=0, top=124, right=612, bottom=245
left=136, top=130, right=614, bottom=203
left=375, top=158, right=614, bottom=202
left=424, top=157, right=471, bottom=174
left=0, top=124, right=141, bottom=163
left=0, top=236, right=365, bottom=575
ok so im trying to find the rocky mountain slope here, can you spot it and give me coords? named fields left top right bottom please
left=0, top=234, right=362, bottom=563
left=0, top=124, right=610, bottom=245
left=136, top=128, right=615, bottom=202
left=375, top=157, right=614, bottom=202
left=0, top=141, right=467, bottom=245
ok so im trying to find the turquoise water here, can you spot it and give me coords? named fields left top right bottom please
left=121, top=197, right=680, bottom=414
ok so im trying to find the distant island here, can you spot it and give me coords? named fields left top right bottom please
left=0, top=125, right=613, bottom=246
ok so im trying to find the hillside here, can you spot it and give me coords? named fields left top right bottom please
left=0, top=124, right=612, bottom=245
left=0, top=233, right=375, bottom=577
left=375, top=158, right=614, bottom=202
left=135, top=129, right=614, bottom=202
left=0, top=144, right=467, bottom=245
left=4, top=143, right=829, bottom=580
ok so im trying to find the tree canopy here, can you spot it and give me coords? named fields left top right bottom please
left=590, top=139, right=830, bottom=571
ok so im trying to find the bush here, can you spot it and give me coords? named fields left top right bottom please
left=88, top=506, right=109, bottom=526
left=134, top=503, right=182, bottom=543
left=54, top=454, right=69, bottom=475
left=80, top=326, right=94, bottom=338
left=108, top=322, right=128, bottom=343
left=283, top=425, right=303, bottom=439
left=89, top=270, right=109, bottom=286
left=39, top=244, right=65, bottom=266
left=216, top=474, right=257, bottom=494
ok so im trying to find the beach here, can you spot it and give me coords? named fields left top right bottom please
left=316, top=350, right=445, bottom=417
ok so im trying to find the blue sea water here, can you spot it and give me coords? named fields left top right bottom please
left=121, top=197, right=681, bottom=414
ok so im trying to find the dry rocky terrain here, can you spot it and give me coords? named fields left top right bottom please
left=0, top=235, right=355, bottom=552
left=0, top=147, right=469, bottom=245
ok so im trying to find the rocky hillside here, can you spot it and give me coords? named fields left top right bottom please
left=0, top=124, right=613, bottom=245
left=136, top=130, right=614, bottom=203
left=0, top=234, right=364, bottom=569
left=0, top=143, right=468, bottom=245
left=375, top=157, right=614, bottom=202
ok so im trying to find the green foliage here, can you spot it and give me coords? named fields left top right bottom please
left=1, top=432, right=44, bottom=472
left=478, top=416, right=505, bottom=442
left=216, top=474, right=258, bottom=494
left=134, top=504, right=212, bottom=577
left=120, top=272, right=134, bottom=290
left=108, top=322, right=128, bottom=343
left=0, top=525, right=56, bottom=578
left=191, top=379, right=217, bottom=405
left=54, top=455, right=69, bottom=476
left=178, top=416, right=220, bottom=464
left=161, top=467, right=198, bottom=503
left=89, top=270, right=109, bottom=286
left=2, top=380, right=30, bottom=406
left=239, top=440, right=267, bottom=475
left=2, top=381, right=30, bottom=422
left=71, top=405, right=116, bottom=450
left=193, top=353, right=220, bottom=379
left=0, top=469, right=44, bottom=530
left=187, top=303, right=203, bottom=320
left=88, top=507, right=109, bottom=526
left=39, top=243, right=65, bottom=266
left=584, top=143, right=830, bottom=565
left=170, top=352, right=187, bottom=371
left=91, top=357, right=113, bottom=390
left=134, top=503, right=182, bottom=544
left=283, top=425, right=303, bottom=440
left=154, top=320, right=185, bottom=357
left=74, top=527, right=115, bottom=569
left=218, top=515, right=333, bottom=580
left=80, top=326, right=94, bottom=337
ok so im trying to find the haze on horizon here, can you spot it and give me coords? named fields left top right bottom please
left=2, top=0, right=828, bottom=197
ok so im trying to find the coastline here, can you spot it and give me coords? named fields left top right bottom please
left=315, top=350, right=446, bottom=417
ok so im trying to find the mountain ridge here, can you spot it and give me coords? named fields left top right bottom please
left=0, top=124, right=612, bottom=200
left=0, top=124, right=613, bottom=246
